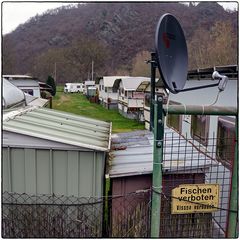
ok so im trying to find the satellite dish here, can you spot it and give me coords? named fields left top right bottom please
left=154, top=13, right=228, bottom=94
left=155, top=13, right=188, bottom=93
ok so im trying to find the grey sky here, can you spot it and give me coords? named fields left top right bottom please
left=2, top=2, right=79, bottom=34
left=2, top=1, right=238, bottom=35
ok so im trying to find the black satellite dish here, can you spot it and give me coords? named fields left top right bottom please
left=153, top=13, right=228, bottom=94
left=155, top=13, right=188, bottom=93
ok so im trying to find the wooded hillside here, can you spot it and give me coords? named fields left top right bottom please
left=2, top=2, right=238, bottom=83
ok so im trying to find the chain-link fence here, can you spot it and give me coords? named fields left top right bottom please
left=2, top=190, right=151, bottom=238
left=2, top=192, right=103, bottom=238
left=158, top=131, right=236, bottom=238
left=2, top=134, right=236, bottom=238
left=107, top=190, right=151, bottom=237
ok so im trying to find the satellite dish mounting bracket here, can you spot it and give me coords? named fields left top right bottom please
left=173, top=80, right=221, bottom=93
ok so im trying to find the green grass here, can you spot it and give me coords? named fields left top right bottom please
left=52, top=87, right=144, bottom=133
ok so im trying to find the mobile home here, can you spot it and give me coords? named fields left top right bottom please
left=113, top=77, right=150, bottom=121
left=64, top=83, right=85, bottom=93
left=166, top=65, right=237, bottom=236
left=167, top=65, right=237, bottom=153
left=136, top=79, right=168, bottom=129
left=3, top=75, right=41, bottom=97
left=84, top=80, right=95, bottom=95
left=3, top=78, right=49, bottom=109
left=98, top=76, right=129, bottom=109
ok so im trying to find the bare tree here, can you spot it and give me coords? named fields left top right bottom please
left=131, top=51, right=151, bottom=77
left=188, top=20, right=237, bottom=69
left=32, top=37, right=110, bottom=83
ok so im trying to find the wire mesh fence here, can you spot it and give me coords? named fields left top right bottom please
left=159, top=131, right=236, bottom=238
left=107, top=190, right=151, bottom=238
left=2, top=133, right=236, bottom=238
left=2, top=190, right=151, bottom=238
left=2, top=192, right=104, bottom=238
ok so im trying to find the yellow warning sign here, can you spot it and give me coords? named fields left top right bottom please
left=171, top=184, right=219, bottom=214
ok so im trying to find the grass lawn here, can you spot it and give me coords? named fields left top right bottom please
left=52, top=87, right=145, bottom=133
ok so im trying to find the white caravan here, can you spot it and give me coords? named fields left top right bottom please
left=3, top=75, right=41, bottom=97
left=64, top=83, right=84, bottom=93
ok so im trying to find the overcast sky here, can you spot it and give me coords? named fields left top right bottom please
left=2, top=1, right=238, bottom=35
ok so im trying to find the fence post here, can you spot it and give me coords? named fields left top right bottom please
left=151, top=96, right=164, bottom=237
left=150, top=52, right=156, bottom=131
left=227, top=115, right=238, bottom=238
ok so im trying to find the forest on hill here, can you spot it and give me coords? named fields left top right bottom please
left=2, top=2, right=238, bottom=83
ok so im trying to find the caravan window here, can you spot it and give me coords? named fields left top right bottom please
left=23, top=89, right=34, bottom=96
left=144, top=93, right=150, bottom=107
left=191, top=115, right=210, bottom=146
left=216, top=117, right=236, bottom=169
left=167, top=101, right=182, bottom=133
left=112, top=88, right=118, bottom=93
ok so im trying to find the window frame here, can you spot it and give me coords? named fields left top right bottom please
left=191, top=115, right=210, bottom=146
left=23, top=89, right=34, bottom=96
left=216, top=116, right=236, bottom=169
left=144, top=93, right=151, bottom=108
left=166, top=101, right=182, bottom=134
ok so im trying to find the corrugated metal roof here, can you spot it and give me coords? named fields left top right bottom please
left=3, top=107, right=111, bottom=152
left=109, top=129, right=217, bottom=178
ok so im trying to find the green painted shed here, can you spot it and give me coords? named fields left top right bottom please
left=2, top=106, right=112, bottom=197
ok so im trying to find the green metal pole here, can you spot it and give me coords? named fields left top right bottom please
left=227, top=115, right=238, bottom=238
left=164, top=105, right=237, bottom=116
left=150, top=52, right=157, bottom=131
left=151, top=96, right=164, bottom=238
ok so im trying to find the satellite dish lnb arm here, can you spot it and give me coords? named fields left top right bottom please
left=174, top=80, right=220, bottom=93
left=174, top=71, right=228, bottom=93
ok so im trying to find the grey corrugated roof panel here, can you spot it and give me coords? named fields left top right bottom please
left=109, top=129, right=217, bottom=178
left=3, top=106, right=111, bottom=152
